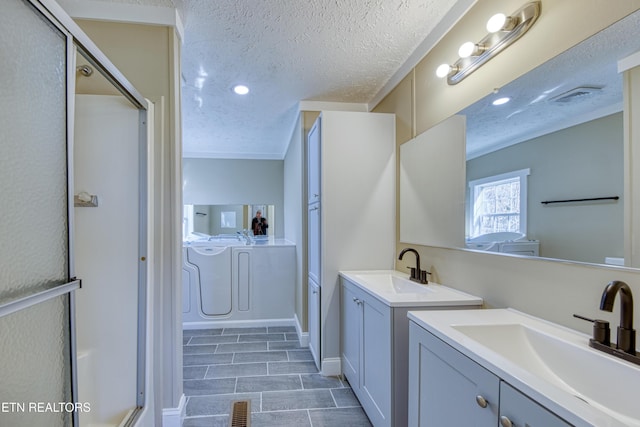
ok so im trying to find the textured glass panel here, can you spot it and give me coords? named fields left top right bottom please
left=0, top=0, right=69, bottom=302
left=0, top=295, right=71, bottom=427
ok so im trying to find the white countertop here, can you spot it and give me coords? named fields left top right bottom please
left=184, top=237, right=294, bottom=248
left=408, top=308, right=640, bottom=427
left=339, top=270, right=483, bottom=308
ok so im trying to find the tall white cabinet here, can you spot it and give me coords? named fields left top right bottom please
left=306, top=110, right=396, bottom=374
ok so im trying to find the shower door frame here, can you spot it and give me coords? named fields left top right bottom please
left=0, top=1, right=151, bottom=425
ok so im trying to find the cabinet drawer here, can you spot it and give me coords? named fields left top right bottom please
left=500, top=382, right=573, bottom=427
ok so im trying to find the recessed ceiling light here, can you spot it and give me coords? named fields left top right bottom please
left=233, top=85, right=249, bottom=95
left=492, top=97, right=510, bottom=106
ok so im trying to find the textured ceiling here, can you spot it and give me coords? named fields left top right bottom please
left=178, top=0, right=463, bottom=158
left=462, top=9, right=640, bottom=159
left=86, top=0, right=467, bottom=158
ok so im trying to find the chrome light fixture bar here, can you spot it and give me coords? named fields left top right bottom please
left=438, top=1, right=541, bottom=85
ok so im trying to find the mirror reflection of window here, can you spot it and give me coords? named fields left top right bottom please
left=220, top=211, right=236, bottom=228
left=468, top=169, right=530, bottom=238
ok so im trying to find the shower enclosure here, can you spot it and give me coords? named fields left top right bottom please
left=0, top=1, right=151, bottom=426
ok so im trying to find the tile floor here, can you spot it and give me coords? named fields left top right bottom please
left=182, top=326, right=372, bottom=427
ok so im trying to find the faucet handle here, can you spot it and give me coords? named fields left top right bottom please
left=573, top=314, right=611, bottom=345
left=406, top=266, right=416, bottom=279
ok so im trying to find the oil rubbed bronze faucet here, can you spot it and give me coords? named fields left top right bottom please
left=398, top=248, right=430, bottom=284
left=600, top=280, right=635, bottom=354
left=575, top=280, right=640, bottom=366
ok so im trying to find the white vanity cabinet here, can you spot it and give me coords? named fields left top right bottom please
left=341, top=278, right=391, bottom=427
left=408, top=320, right=572, bottom=427
left=340, top=272, right=483, bottom=427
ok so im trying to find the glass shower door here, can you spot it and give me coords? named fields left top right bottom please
left=0, top=1, right=79, bottom=426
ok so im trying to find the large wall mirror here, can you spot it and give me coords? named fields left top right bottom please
left=183, top=204, right=275, bottom=238
left=401, top=9, right=640, bottom=268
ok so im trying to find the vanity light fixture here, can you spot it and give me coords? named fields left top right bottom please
left=436, top=1, right=541, bottom=85
left=233, top=84, right=250, bottom=95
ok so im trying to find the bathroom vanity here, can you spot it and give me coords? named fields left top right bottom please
left=408, top=309, right=640, bottom=427
left=339, top=270, right=483, bottom=427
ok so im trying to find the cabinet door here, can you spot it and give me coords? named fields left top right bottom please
left=361, top=296, right=392, bottom=427
left=341, top=282, right=361, bottom=387
left=308, top=278, right=321, bottom=369
left=308, top=203, right=320, bottom=284
left=307, top=118, right=321, bottom=204
left=408, top=322, right=500, bottom=426
left=500, top=382, right=573, bottom=427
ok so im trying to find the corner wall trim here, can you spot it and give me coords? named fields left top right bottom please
left=162, top=393, right=186, bottom=427
left=294, top=313, right=309, bottom=348
left=321, top=357, right=341, bottom=377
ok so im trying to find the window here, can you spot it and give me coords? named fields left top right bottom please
left=468, top=169, right=530, bottom=238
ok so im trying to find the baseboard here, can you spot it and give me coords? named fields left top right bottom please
left=294, top=313, right=309, bottom=347
left=162, top=393, right=186, bottom=427
left=321, top=357, right=341, bottom=377
left=183, top=318, right=295, bottom=330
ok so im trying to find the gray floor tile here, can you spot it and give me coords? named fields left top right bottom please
left=251, top=410, right=311, bottom=427
left=183, top=336, right=191, bottom=345
left=183, top=366, right=208, bottom=380
left=236, top=375, right=302, bottom=392
left=223, top=327, right=267, bottom=334
left=189, top=335, right=239, bottom=345
left=331, top=387, right=361, bottom=407
left=262, top=389, right=336, bottom=411
left=288, top=349, right=314, bottom=361
left=233, top=351, right=288, bottom=363
left=184, top=353, right=233, bottom=366
left=269, top=361, right=318, bottom=375
left=285, top=333, right=298, bottom=340
left=183, top=378, right=236, bottom=396
left=186, top=392, right=260, bottom=416
left=267, top=326, right=296, bottom=333
left=216, top=341, right=267, bottom=354
left=238, top=333, right=285, bottom=342
left=301, top=374, right=342, bottom=390
left=308, top=407, right=372, bottom=426
left=268, top=340, right=302, bottom=350
left=205, top=362, right=267, bottom=379
left=183, top=328, right=223, bottom=337
left=182, top=415, right=229, bottom=427
left=183, top=344, right=217, bottom=355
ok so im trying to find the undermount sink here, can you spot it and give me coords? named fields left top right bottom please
left=339, top=270, right=483, bottom=307
left=409, top=309, right=640, bottom=427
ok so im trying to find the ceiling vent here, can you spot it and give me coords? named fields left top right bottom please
left=550, top=86, right=603, bottom=103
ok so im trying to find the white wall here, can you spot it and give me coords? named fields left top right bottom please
left=284, top=114, right=306, bottom=330
left=183, top=158, right=285, bottom=238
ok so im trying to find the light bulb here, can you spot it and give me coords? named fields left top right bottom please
left=436, top=64, right=452, bottom=78
left=492, top=97, right=510, bottom=106
left=233, top=85, right=250, bottom=95
left=458, top=42, right=477, bottom=58
left=486, top=13, right=506, bottom=32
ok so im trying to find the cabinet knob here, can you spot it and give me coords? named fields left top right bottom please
left=499, top=416, right=513, bottom=427
left=475, top=395, right=488, bottom=408
left=312, top=290, right=318, bottom=294
left=352, top=297, right=362, bottom=305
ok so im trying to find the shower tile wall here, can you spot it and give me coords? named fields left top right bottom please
left=182, top=326, right=372, bottom=427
